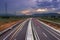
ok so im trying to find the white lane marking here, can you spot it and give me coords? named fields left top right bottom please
left=10, top=24, right=24, bottom=40
left=33, top=26, right=40, bottom=40
left=10, top=19, right=29, bottom=40
left=25, top=18, right=34, bottom=40
left=42, top=32, right=47, bottom=37
left=32, top=20, right=40, bottom=40
left=3, top=19, right=29, bottom=40
left=0, top=21, right=20, bottom=35
left=37, top=19, right=60, bottom=40
left=37, top=20, right=60, bottom=36
left=3, top=23, right=24, bottom=40
left=3, top=28, right=15, bottom=40
left=46, top=29, right=60, bottom=40
left=42, top=21, right=60, bottom=36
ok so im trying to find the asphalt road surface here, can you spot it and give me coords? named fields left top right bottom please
left=0, top=20, right=24, bottom=40
left=32, top=18, right=60, bottom=40
left=4, top=19, right=29, bottom=40
left=0, top=18, right=60, bottom=40
left=0, top=19, right=29, bottom=40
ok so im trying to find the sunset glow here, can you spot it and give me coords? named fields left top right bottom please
left=21, top=10, right=31, bottom=15
left=36, top=9, right=48, bottom=12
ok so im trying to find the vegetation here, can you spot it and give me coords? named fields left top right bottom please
left=0, top=16, right=26, bottom=31
left=40, top=17, right=60, bottom=23
left=0, top=16, right=26, bottom=26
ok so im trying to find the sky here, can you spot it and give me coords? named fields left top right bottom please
left=0, top=0, right=36, bottom=14
left=0, top=0, right=60, bottom=15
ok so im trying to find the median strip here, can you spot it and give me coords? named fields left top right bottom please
left=25, top=18, right=34, bottom=40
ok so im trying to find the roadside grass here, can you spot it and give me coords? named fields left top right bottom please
left=38, top=17, right=60, bottom=30
left=40, top=17, right=60, bottom=23
left=0, top=16, right=25, bottom=26
left=0, top=16, right=25, bottom=31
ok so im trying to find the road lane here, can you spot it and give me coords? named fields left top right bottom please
left=0, top=18, right=60, bottom=40
left=4, top=19, right=29, bottom=40
left=0, top=20, right=24, bottom=40
left=37, top=19, right=60, bottom=37
left=15, top=20, right=29, bottom=40
left=37, top=19, right=60, bottom=40
left=32, top=20, right=50, bottom=40
left=32, top=18, right=60, bottom=40
left=42, top=32, right=48, bottom=37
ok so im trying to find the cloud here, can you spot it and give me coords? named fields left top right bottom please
left=0, top=0, right=60, bottom=15
left=0, top=0, right=36, bottom=13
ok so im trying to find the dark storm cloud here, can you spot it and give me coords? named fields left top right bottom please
left=0, top=0, right=60, bottom=15
left=0, top=0, right=36, bottom=14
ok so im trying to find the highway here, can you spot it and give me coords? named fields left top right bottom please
left=0, top=19, right=29, bottom=40
left=0, top=18, right=60, bottom=40
left=32, top=18, right=60, bottom=40
left=0, top=21, right=24, bottom=40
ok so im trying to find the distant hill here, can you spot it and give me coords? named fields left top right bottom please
left=0, top=13, right=14, bottom=16
left=0, top=13, right=60, bottom=17
left=32, top=13, right=60, bottom=17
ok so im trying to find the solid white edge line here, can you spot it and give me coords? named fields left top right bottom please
left=32, top=20, right=40, bottom=40
left=33, top=26, right=40, bottom=40
left=39, top=19, right=60, bottom=33
left=0, top=21, right=20, bottom=35
left=37, top=19, right=60, bottom=33
left=37, top=19, right=60, bottom=40
left=3, top=19, right=29, bottom=40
